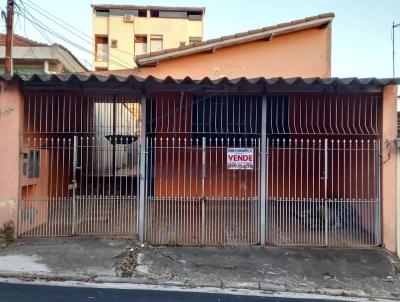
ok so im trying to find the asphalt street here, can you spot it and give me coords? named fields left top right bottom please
left=0, top=282, right=353, bottom=302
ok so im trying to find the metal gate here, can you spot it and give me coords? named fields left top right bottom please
left=142, top=93, right=382, bottom=246
left=266, top=138, right=381, bottom=246
left=18, top=92, right=141, bottom=237
left=144, top=136, right=261, bottom=245
left=18, top=91, right=382, bottom=247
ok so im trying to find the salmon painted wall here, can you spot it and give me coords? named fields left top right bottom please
left=132, top=27, right=331, bottom=79
left=0, top=80, right=23, bottom=234
left=381, top=85, right=398, bottom=253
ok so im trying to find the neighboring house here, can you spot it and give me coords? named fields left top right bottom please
left=0, top=34, right=87, bottom=74
left=92, top=4, right=205, bottom=71
left=102, top=13, right=333, bottom=79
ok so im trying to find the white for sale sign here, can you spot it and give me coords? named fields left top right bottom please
left=227, top=148, right=254, bottom=170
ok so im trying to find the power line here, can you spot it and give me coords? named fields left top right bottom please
left=21, top=0, right=138, bottom=59
left=17, top=0, right=133, bottom=69
left=16, top=2, right=83, bottom=73
left=15, top=5, right=133, bottom=70
left=20, top=1, right=133, bottom=68
left=17, top=0, right=81, bottom=72
left=24, top=0, right=91, bottom=41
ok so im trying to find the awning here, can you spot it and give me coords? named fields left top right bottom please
left=1, top=73, right=399, bottom=93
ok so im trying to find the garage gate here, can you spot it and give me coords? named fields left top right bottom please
left=18, top=90, right=382, bottom=247
left=143, top=93, right=381, bottom=246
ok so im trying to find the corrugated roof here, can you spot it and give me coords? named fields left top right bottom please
left=2, top=74, right=398, bottom=93
left=136, top=13, right=334, bottom=67
left=92, top=4, right=205, bottom=13
left=0, top=34, right=47, bottom=47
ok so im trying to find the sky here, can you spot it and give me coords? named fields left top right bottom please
left=1, top=0, right=400, bottom=78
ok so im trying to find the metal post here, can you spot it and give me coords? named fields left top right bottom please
left=71, top=135, right=78, bottom=235
left=260, top=95, right=267, bottom=245
left=375, top=140, right=382, bottom=245
left=393, top=22, right=395, bottom=78
left=112, top=95, right=116, bottom=178
left=324, top=139, right=328, bottom=246
left=393, top=22, right=400, bottom=77
left=138, top=95, right=147, bottom=242
left=201, top=137, right=206, bottom=244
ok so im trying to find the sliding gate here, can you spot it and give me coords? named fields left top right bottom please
left=144, top=93, right=382, bottom=246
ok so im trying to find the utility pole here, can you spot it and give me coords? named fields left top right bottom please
left=393, top=22, right=400, bottom=78
left=5, top=0, right=14, bottom=75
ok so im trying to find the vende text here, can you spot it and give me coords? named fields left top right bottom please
left=227, top=148, right=254, bottom=170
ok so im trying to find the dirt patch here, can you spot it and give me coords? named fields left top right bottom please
left=116, top=246, right=139, bottom=277
left=0, top=221, right=14, bottom=250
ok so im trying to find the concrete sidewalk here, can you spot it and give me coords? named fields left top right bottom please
left=0, top=238, right=399, bottom=300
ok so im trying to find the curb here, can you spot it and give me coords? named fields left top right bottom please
left=0, top=271, right=399, bottom=300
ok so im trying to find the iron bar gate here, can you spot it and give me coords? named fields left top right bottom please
left=265, top=138, right=381, bottom=246
left=19, top=92, right=141, bottom=237
left=143, top=93, right=382, bottom=246
left=18, top=90, right=382, bottom=247
left=144, top=136, right=261, bottom=245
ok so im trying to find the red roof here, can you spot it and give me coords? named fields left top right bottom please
left=136, top=12, right=335, bottom=66
left=0, top=34, right=47, bottom=47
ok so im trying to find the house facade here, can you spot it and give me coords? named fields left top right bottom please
left=0, top=74, right=397, bottom=251
left=0, top=13, right=398, bottom=254
left=103, top=13, right=333, bottom=79
left=0, top=34, right=87, bottom=74
left=92, top=5, right=205, bottom=71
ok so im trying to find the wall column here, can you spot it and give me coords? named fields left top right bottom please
left=0, top=80, right=23, bottom=237
left=381, top=85, right=398, bottom=253
left=397, top=136, right=400, bottom=257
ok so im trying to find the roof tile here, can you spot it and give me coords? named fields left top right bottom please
left=0, top=34, right=47, bottom=47
left=3, top=73, right=399, bottom=89
left=136, top=12, right=335, bottom=65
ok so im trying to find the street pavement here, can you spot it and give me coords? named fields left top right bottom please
left=0, top=282, right=355, bottom=302
left=0, top=238, right=399, bottom=300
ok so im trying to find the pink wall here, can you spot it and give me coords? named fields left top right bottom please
left=137, top=26, right=331, bottom=79
left=0, top=80, right=23, bottom=235
left=112, top=26, right=332, bottom=79
left=381, top=85, right=398, bottom=253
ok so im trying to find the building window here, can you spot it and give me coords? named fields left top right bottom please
left=150, top=10, right=159, bottom=17
left=191, top=96, right=262, bottom=143
left=111, top=39, right=118, bottom=48
left=188, top=11, right=203, bottom=20
left=109, top=9, right=138, bottom=16
left=95, top=9, right=109, bottom=17
left=28, top=149, right=40, bottom=178
left=150, top=35, right=163, bottom=52
left=138, top=9, right=147, bottom=17
left=189, top=37, right=202, bottom=44
left=135, top=35, right=148, bottom=54
left=159, top=11, right=187, bottom=19
left=95, top=36, right=109, bottom=62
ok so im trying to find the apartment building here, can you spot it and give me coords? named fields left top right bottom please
left=92, top=5, right=205, bottom=71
